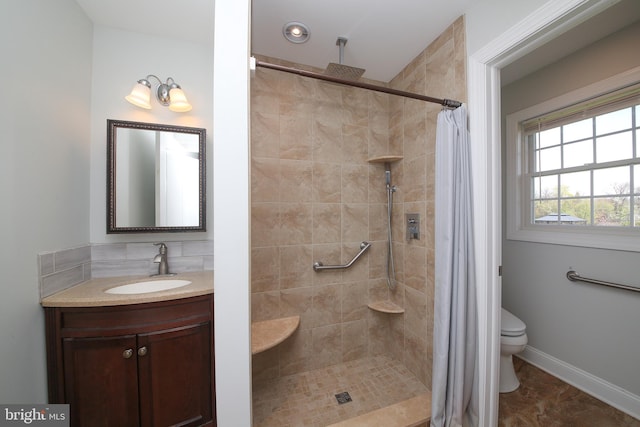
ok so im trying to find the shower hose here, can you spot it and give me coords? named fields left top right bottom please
left=386, top=182, right=397, bottom=290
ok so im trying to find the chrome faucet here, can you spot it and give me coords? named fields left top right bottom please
left=152, top=243, right=174, bottom=276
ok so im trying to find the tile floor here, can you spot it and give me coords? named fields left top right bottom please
left=252, top=355, right=429, bottom=427
left=252, top=355, right=640, bottom=427
left=499, top=357, right=640, bottom=427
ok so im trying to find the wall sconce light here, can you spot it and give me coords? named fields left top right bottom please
left=125, top=75, right=192, bottom=112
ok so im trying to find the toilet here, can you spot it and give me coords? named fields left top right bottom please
left=500, top=308, right=527, bottom=393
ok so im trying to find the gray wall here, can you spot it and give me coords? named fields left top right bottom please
left=0, top=1, right=214, bottom=403
left=0, top=0, right=93, bottom=402
left=88, top=25, right=213, bottom=243
left=501, top=22, right=640, bottom=396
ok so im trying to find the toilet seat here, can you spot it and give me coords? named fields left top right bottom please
left=501, top=308, right=526, bottom=337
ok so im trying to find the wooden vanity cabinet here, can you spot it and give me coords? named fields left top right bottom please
left=45, top=294, right=215, bottom=427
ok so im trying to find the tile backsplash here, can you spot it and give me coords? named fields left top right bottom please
left=38, top=245, right=91, bottom=299
left=39, top=240, right=213, bottom=299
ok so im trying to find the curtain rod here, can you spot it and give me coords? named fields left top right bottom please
left=254, top=59, right=462, bottom=109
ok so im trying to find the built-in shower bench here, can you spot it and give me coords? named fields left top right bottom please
left=251, top=316, right=300, bottom=355
left=327, top=392, right=431, bottom=427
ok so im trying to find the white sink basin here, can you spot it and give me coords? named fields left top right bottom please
left=105, top=279, right=192, bottom=295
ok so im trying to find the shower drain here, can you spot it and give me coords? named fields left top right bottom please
left=334, top=391, right=352, bottom=404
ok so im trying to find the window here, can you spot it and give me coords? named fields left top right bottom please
left=506, top=69, right=640, bottom=252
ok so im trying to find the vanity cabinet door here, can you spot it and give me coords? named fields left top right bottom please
left=62, top=334, right=140, bottom=427
left=45, top=295, right=215, bottom=427
left=137, top=322, right=213, bottom=427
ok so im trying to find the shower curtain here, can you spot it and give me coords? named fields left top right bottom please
left=431, top=105, right=479, bottom=427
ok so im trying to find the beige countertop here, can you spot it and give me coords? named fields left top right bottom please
left=41, top=270, right=214, bottom=307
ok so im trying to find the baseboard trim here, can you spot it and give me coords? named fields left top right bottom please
left=518, top=346, right=640, bottom=420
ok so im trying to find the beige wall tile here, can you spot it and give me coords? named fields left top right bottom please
left=280, top=328, right=313, bottom=375
left=367, top=241, right=386, bottom=280
left=368, top=277, right=389, bottom=303
left=342, top=124, right=369, bottom=164
left=389, top=314, right=405, bottom=361
left=251, top=346, right=279, bottom=382
left=280, top=287, right=313, bottom=329
left=405, top=287, right=427, bottom=338
left=314, top=100, right=345, bottom=127
left=312, top=324, right=342, bottom=369
left=279, top=244, right=313, bottom=289
left=403, top=113, right=427, bottom=159
left=341, top=204, right=369, bottom=243
left=312, top=284, right=342, bottom=327
left=251, top=246, right=280, bottom=292
left=368, top=165, right=388, bottom=204
left=367, top=311, right=391, bottom=356
left=403, top=155, right=427, bottom=203
left=280, top=160, right=312, bottom=202
left=279, top=203, right=313, bottom=245
left=404, top=244, right=427, bottom=293
left=312, top=121, right=343, bottom=163
left=404, top=329, right=429, bottom=385
left=312, top=162, right=342, bottom=203
left=252, top=203, right=280, bottom=247
left=368, top=204, right=386, bottom=242
left=250, top=16, right=467, bottom=388
left=252, top=291, right=281, bottom=322
left=342, top=164, right=369, bottom=203
left=312, top=203, right=341, bottom=244
left=368, top=128, right=390, bottom=159
left=343, top=87, right=370, bottom=127
left=342, top=281, right=368, bottom=322
left=251, top=112, right=280, bottom=158
left=252, top=157, right=280, bottom=202
left=251, top=78, right=280, bottom=115
left=342, top=319, right=367, bottom=361
left=280, top=114, right=313, bottom=160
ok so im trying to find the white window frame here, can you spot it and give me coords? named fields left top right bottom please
left=506, top=66, right=640, bottom=252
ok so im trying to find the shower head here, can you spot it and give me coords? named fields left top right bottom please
left=325, top=37, right=365, bottom=81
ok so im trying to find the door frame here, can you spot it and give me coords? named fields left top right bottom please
left=467, top=0, right=620, bottom=424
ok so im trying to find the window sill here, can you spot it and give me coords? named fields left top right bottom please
left=506, top=226, right=640, bottom=252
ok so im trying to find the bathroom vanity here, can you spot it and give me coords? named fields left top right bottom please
left=42, top=271, right=215, bottom=427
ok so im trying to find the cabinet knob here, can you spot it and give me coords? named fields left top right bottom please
left=122, top=349, right=133, bottom=359
left=137, top=346, right=148, bottom=357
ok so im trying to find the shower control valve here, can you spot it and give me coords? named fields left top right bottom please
left=406, top=213, right=420, bottom=240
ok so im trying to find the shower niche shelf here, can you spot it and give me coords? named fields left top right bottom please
left=251, top=315, right=300, bottom=355
left=367, top=300, right=404, bottom=314
left=367, top=155, right=403, bottom=164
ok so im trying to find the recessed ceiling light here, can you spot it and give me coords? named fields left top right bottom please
left=283, top=22, right=310, bottom=44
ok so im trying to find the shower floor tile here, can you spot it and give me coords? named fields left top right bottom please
left=252, top=355, right=429, bottom=427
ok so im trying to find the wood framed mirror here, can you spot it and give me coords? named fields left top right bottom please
left=107, top=120, right=206, bottom=233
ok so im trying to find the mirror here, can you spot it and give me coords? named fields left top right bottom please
left=107, top=120, right=206, bottom=233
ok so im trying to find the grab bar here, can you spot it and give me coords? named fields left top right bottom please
left=566, top=270, right=640, bottom=293
left=313, top=241, right=371, bottom=272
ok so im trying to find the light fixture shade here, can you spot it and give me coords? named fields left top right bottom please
left=168, top=87, right=192, bottom=112
left=125, top=82, right=152, bottom=109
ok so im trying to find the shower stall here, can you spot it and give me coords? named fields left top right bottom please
left=250, top=16, right=467, bottom=426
